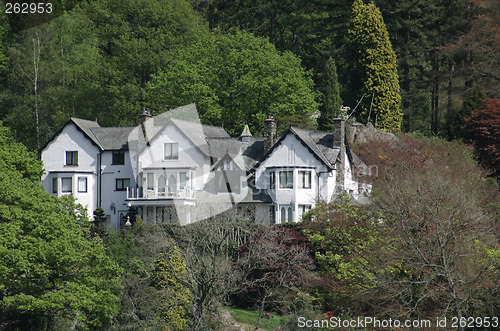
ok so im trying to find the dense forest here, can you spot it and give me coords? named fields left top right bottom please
left=0, top=0, right=499, bottom=146
left=0, top=0, right=499, bottom=329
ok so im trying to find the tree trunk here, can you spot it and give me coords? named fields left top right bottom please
left=32, top=33, right=41, bottom=150
left=431, top=50, right=440, bottom=134
left=447, top=60, right=454, bottom=121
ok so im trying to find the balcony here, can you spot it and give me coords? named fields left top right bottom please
left=127, top=187, right=195, bottom=201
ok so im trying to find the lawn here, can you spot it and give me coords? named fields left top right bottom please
left=224, top=306, right=290, bottom=330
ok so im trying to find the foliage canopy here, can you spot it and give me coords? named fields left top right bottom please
left=0, top=122, right=122, bottom=330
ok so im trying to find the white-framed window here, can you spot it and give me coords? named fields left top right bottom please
left=270, top=172, right=275, bottom=189
left=180, top=172, right=187, bottom=188
left=280, top=207, right=286, bottom=224
left=116, top=178, right=130, bottom=191
left=61, top=177, right=72, bottom=193
left=158, top=175, right=166, bottom=194
left=147, top=173, right=154, bottom=190
left=288, top=207, right=293, bottom=223
left=164, top=143, right=179, bottom=160
left=77, top=177, right=88, bottom=193
left=279, top=171, right=293, bottom=189
left=168, top=175, right=177, bottom=194
left=52, top=177, right=58, bottom=194
left=65, top=151, right=78, bottom=166
left=298, top=171, right=311, bottom=189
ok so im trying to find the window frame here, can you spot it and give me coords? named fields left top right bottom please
left=164, top=143, right=179, bottom=160
left=279, top=170, right=293, bottom=189
left=65, top=151, right=78, bottom=166
left=52, top=177, right=58, bottom=194
left=298, top=171, right=311, bottom=189
left=77, top=177, right=88, bottom=193
left=112, top=150, right=125, bottom=165
left=147, top=173, right=154, bottom=190
left=115, top=178, right=130, bottom=191
left=179, top=172, right=187, bottom=188
left=61, top=177, right=72, bottom=193
left=270, top=172, right=275, bottom=189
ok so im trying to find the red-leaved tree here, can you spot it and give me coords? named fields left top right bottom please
left=231, top=226, right=316, bottom=327
left=353, top=135, right=499, bottom=325
left=462, top=98, right=500, bottom=178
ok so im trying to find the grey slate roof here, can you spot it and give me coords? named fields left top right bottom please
left=70, top=117, right=103, bottom=149
left=170, top=118, right=228, bottom=157
left=52, top=108, right=357, bottom=176
left=91, top=127, right=135, bottom=150
left=291, top=127, right=338, bottom=168
left=206, top=137, right=266, bottom=171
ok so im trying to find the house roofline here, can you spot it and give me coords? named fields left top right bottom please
left=39, top=118, right=103, bottom=153
left=252, top=127, right=335, bottom=171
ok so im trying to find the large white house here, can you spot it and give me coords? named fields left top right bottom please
left=41, top=104, right=370, bottom=229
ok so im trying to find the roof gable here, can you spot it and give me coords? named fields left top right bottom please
left=255, top=127, right=336, bottom=170
left=40, top=117, right=102, bottom=152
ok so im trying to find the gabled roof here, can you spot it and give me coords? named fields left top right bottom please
left=41, top=117, right=137, bottom=152
left=290, top=127, right=337, bottom=168
left=90, top=127, right=135, bottom=150
left=255, top=127, right=337, bottom=170
left=206, top=137, right=265, bottom=171
left=253, top=126, right=358, bottom=172
left=136, top=116, right=229, bottom=158
left=40, top=117, right=102, bottom=152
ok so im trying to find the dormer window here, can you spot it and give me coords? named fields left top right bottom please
left=65, top=151, right=78, bottom=166
left=164, top=143, right=179, bottom=160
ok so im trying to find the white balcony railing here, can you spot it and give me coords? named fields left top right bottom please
left=127, top=187, right=194, bottom=200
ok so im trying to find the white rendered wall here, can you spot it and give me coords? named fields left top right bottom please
left=254, top=134, right=334, bottom=222
left=137, top=122, right=209, bottom=193
left=100, top=150, right=136, bottom=230
left=41, top=122, right=100, bottom=216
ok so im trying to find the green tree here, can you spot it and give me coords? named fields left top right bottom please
left=301, top=196, right=386, bottom=311
left=81, top=0, right=209, bottom=127
left=348, top=0, right=402, bottom=131
left=0, top=122, right=122, bottom=329
left=0, top=0, right=209, bottom=150
left=0, top=8, right=109, bottom=150
left=154, top=241, right=191, bottom=331
left=318, top=57, right=343, bottom=131
left=105, top=223, right=193, bottom=330
left=147, top=31, right=319, bottom=136
left=445, top=87, right=485, bottom=140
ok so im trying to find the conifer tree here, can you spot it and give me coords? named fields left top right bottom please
left=318, top=57, right=343, bottom=131
left=348, top=0, right=402, bottom=131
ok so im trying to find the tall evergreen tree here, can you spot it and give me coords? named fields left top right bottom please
left=318, top=57, right=343, bottom=131
left=348, top=0, right=402, bottom=131
left=445, top=87, right=485, bottom=140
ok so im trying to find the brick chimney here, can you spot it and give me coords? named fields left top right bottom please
left=333, top=115, right=345, bottom=191
left=264, top=113, right=277, bottom=154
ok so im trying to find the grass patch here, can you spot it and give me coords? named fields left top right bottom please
left=224, top=306, right=289, bottom=330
